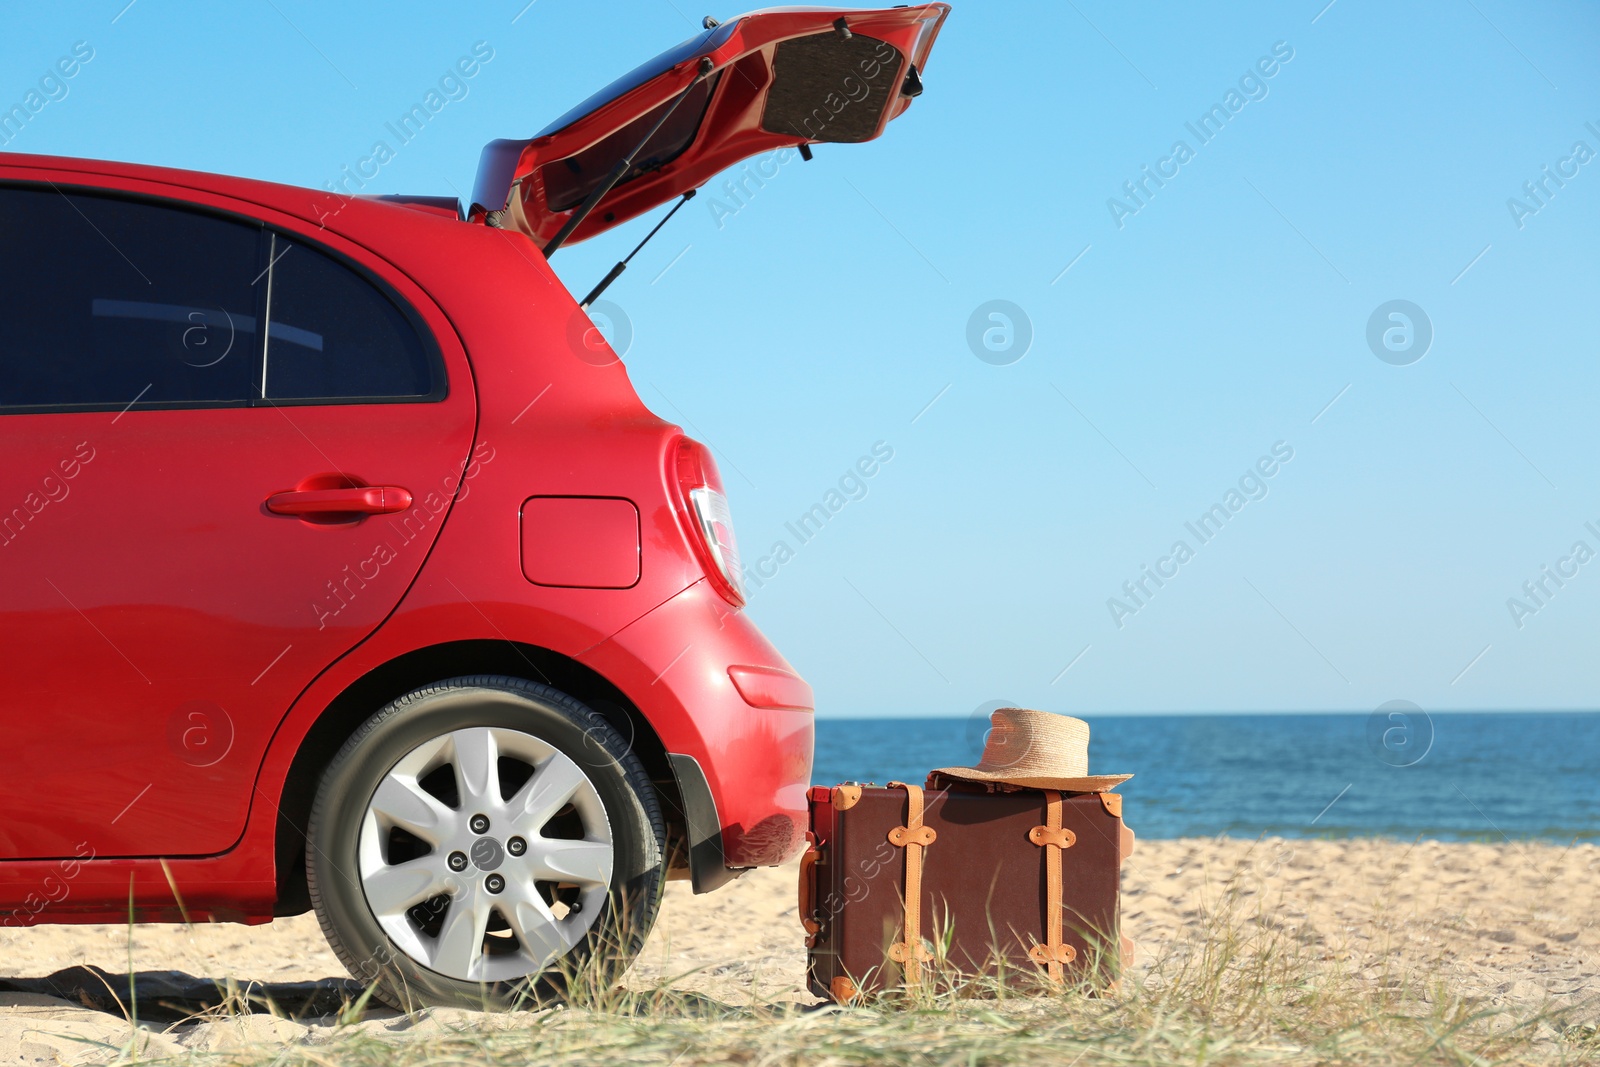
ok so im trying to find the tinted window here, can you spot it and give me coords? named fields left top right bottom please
left=0, top=185, right=442, bottom=412
left=0, top=186, right=262, bottom=410
left=263, top=235, right=436, bottom=401
left=541, top=73, right=721, bottom=213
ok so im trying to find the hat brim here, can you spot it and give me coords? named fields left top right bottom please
left=932, top=767, right=1132, bottom=792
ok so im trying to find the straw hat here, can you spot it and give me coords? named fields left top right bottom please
left=933, top=707, right=1132, bottom=792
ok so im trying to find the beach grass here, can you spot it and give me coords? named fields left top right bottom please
left=118, top=882, right=1597, bottom=1067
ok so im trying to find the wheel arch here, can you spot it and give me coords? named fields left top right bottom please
left=271, top=639, right=684, bottom=916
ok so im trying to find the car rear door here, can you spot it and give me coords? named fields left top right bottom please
left=0, top=174, right=476, bottom=860
left=472, top=3, right=951, bottom=246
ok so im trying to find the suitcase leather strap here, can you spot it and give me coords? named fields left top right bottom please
left=886, top=781, right=936, bottom=986
left=1029, top=789, right=1078, bottom=981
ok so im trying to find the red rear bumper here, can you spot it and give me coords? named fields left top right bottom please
left=579, top=581, right=814, bottom=869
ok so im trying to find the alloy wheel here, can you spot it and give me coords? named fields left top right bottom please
left=356, top=726, right=614, bottom=983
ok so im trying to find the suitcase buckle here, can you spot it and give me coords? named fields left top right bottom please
left=888, top=940, right=933, bottom=964
left=1029, top=942, right=1077, bottom=966
left=1028, top=825, right=1076, bottom=848
left=888, top=824, right=937, bottom=847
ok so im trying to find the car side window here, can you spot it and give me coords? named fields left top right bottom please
left=0, top=184, right=443, bottom=413
left=261, top=234, right=438, bottom=402
left=0, top=185, right=262, bottom=411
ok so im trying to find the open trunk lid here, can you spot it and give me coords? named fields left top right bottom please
left=472, top=4, right=951, bottom=249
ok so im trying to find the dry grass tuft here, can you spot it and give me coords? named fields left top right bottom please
left=132, top=882, right=1598, bottom=1067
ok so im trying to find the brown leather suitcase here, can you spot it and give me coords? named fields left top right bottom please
left=800, top=777, right=1133, bottom=1000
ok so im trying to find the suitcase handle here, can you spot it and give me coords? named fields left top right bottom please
left=798, top=842, right=821, bottom=940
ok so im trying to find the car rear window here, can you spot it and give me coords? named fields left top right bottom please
left=541, top=72, right=722, bottom=213
left=0, top=184, right=443, bottom=413
left=261, top=234, right=437, bottom=402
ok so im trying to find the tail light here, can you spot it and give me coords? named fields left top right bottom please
left=674, top=438, right=745, bottom=606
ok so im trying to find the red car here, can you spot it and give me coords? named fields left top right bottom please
left=0, top=6, right=948, bottom=1007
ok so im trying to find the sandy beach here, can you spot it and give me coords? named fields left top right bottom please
left=0, top=837, right=1594, bottom=1062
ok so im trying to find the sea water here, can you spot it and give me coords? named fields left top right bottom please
left=814, top=712, right=1600, bottom=841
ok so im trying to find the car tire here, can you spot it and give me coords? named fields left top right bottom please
left=306, top=675, right=665, bottom=1010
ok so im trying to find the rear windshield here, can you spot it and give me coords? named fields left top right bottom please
left=541, top=73, right=721, bottom=213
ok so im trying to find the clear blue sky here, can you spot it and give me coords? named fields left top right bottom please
left=7, top=1, right=1598, bottom=716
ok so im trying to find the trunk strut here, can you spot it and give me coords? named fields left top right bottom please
left=578, top=189, right=697, bottom=308
left=543, top=56, right=716, bottom=258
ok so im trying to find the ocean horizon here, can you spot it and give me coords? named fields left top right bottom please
left=813, top=711, right=1600, bottom=842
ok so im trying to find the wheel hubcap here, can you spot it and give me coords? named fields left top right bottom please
left=469, top=837, right=504, bottom=871
left=357, top=727, right=614, bottom=983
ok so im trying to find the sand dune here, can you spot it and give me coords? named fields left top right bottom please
left=0, top=838, right=1593, bottom=1061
